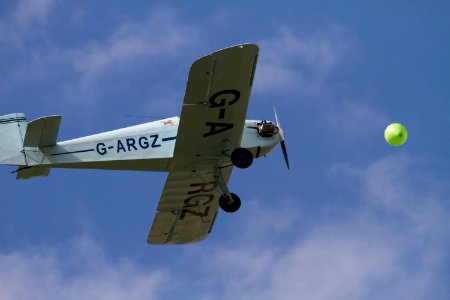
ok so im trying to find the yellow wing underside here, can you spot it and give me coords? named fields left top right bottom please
left=148, top=44, right=259, bottom=244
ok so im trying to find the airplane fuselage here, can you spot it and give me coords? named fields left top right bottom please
left=23, top=117, right=279, bottom=172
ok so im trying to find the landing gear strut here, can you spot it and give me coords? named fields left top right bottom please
left=214, top=167, right=241, bottom=213
left=214, top=141, right=251, bottom=213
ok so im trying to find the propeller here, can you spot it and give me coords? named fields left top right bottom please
left=274, top=106, right=290, bottom=170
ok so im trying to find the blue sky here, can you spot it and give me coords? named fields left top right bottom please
left=1, top=0, right=450, bottom=299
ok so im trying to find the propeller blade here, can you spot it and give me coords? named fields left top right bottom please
left=274, top=106, right=281, bottom=129
left=273, top=106, right=290, bottom=170
left=280, top=138, right=290, bottom=170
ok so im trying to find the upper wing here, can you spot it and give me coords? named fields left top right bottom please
left=172, top=43, right=259, bottom=166
left=147, top=44, right=259, bottom=244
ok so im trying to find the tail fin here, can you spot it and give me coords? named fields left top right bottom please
left=16, top=115, right=61, bottom=179
left=0, top=113, right=27, bottom=166
left=1, top=114, right=61, bottom=179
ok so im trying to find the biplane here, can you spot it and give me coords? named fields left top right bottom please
left=0, top=44, right=289, bottom=244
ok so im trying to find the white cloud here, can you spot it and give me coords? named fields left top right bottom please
left=198, top=155, right=450, bottom=300
left=0, top=155, right=448, bottom=300
left=254, top=26, right=354, bottom=95
left=0, top=0, right=53, bottom=46
left=320, top=99, right=389, bottom=146
left=0, top=5, right=198, bottom=124
left=0, top=235, right=168, bottom=300
left=250, top=25, right=386, bottom=150
left=13, top=0, right=52, bottom=26
left=71, top=9, right=197, bottom=88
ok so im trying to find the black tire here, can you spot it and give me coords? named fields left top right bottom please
left=231, top=148, right=253, bottom=169
left=219, top=193, right=241, bottom=213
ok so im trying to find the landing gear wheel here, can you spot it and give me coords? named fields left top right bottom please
left=231, top=148, right=253, bottom=169
left=219, top=193, right=241, bottom=213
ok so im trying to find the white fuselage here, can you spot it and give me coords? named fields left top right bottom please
left=24, top=118, right=279, bottom=172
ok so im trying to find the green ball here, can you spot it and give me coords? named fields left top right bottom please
left=385, top=123, right=408, bottom=146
